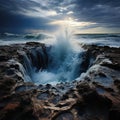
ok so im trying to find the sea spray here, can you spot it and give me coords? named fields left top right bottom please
left=29, top=27, right=85, bottom=85
left=49, top=27, right=73, bottom=68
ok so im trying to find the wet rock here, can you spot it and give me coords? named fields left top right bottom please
left=79, top=51, right=91, bottom=73
left=83, top=90, right=112, bottom=108
left=0, top=55, right=9, bottom=62
left=0, top=43, right=120, bottom=120
left=26, top=42, right=44, bottom=46
left=109, top=106, right=120, bottom=120
left=37, top=91, right=50, bottom=100
left=15, top=84, right=36, bottom=93
left=76, top=82, right=92, bottom=95
left=0, top=77, right=16, bottom=96
left=98, top=72, right=107, bottom=77
left=6, top=68, right=16, bottom=76
left=50, top=94, right=61, bottom=104
left=54, top=112, right=74, bottom=120
left=0, top=100, right=36, bottom=120
left=102, top=63, right=120, bottom=71
left=96, top=87, right=106, bottom=94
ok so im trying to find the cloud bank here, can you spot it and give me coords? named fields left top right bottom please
left=0, top=0, right=120, bottom=33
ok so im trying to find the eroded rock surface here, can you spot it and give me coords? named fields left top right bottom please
left=0, top=43, right=120, bottom=120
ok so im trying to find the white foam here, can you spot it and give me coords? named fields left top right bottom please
left=30, top=28, right=84, bottom=85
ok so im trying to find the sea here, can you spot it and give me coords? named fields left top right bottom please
left=0, top=32, right=120, bottom=48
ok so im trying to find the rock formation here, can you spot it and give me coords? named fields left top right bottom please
left=0, top=42, right=120, bottom=120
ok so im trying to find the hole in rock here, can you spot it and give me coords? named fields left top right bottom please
left=20, top=30, right=92, bottom=85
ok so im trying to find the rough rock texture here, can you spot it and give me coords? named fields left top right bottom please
left=0, top=42, right=120, bottom=120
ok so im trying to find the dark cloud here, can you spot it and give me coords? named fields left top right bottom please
left=73, top=0, right=120, bottom=27
left=0, top=9, right=54, bottom=33
left=0, top=0, right=120, bottom=33
left=0, top=0, right=58, bottom=33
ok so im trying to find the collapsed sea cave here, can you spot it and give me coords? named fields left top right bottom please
left=0, top=42, right=120, bottom=120
left=19, top=43, right=92, bottom=85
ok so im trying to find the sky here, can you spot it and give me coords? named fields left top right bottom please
left=0, top=0, right=120, bottom=34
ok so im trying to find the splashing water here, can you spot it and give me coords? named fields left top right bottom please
left=27, top=27, right=84, bottom=85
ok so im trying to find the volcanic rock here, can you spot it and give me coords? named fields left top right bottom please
left=0, top=43, right=120, bottom=120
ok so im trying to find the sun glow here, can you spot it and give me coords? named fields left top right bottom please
left=49, top=17, right=96, bottom=28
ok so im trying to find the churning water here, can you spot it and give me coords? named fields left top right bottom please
left=22, top=28, right=85, bottom=85
left=31, top=30, right=83, bottom=85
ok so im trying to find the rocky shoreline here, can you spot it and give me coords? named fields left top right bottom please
left=0, top=42, right=120, bottom=120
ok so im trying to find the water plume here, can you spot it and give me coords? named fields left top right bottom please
left=22, top=27, right=85, bottom=85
